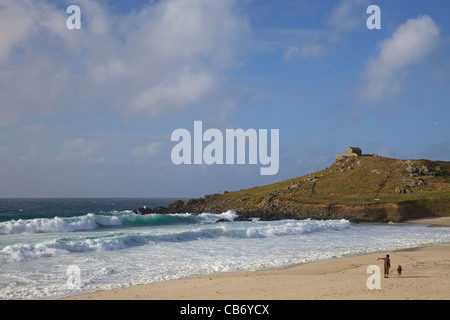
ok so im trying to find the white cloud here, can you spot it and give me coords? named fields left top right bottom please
left=328, top=0, right=369, bottom=32
left=284, top=43, right=327, bottom=60
left=0, top=0, right=251, bottom=125
left=360, top=15, right=441, bottom=100
left=130, top=142, right=163, bottom=162
left=19, top=144, right=40, bottom=161
left=0, top=0, right=34, bottom=63
left=276, top=0, right=368, bottom=61
left=57, top=138, right=100, bottom=162
left=128, top=70, right=217, bottom=116
left=255, top=28, right=329, bottom=62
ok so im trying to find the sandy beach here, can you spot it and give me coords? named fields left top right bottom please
left=62, top=217, right=450, bottom=300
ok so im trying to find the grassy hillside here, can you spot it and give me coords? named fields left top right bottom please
left=214, top=156, right=450, bottom=207
left=146, top=156, right=449, bottom=222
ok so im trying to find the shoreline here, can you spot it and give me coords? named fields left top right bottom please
left=61, top=217, right=450, bottom=300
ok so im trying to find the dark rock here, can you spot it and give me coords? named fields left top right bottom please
left=168, top=200, right=184, bottom=213
left=137, top=206, right=153, bottom=214
left=153, top=206, right=168, bottom=214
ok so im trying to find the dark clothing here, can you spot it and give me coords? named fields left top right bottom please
left=380, top=257, right=390, bottom=276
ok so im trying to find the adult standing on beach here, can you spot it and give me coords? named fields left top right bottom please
left=377, top=254, right=391, bottom=278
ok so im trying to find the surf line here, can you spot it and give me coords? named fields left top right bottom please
left=171, top=121, right=279, bottom=175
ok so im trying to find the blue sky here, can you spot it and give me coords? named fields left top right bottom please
left=0, top=0, right=449, bottom=198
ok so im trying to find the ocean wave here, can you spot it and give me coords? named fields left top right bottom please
left=223, top=218, right=352, bottom=238
left=0, top=211, right=237, bottom=235
left=0, top=233, right=152, bottom=263
left=193, top=210, right=238, bottom=223
left=0, top=213, right=119, bottom=234
left=0, top=218, right=351, bottom=263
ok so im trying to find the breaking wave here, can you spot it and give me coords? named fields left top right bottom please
left=0, top=217, right=351, bottom=263
left=0, top=210, right=238, bottom=235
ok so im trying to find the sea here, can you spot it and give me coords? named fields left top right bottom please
left=0, top=198, right=449, bottom=300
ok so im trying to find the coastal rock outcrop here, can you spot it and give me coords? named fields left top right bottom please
left=133, top=156, right=449, bottom=223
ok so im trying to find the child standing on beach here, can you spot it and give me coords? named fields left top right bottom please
left=397, top=265, right=402, bottom=277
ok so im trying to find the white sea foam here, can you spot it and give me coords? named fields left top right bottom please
left=242, top=219, right=351, bottom=238
left=1, top=212, right=449, bottom=300
left=0, top=233, right=152, bottom=263
left=0, top=210, right=238, bottom=235
left=0, top=216, right=350, bottom=263
left=0, top=213, right=121, bottom=235
left=193, top=210, right=238, bottom=223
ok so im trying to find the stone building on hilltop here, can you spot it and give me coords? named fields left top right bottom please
left=335, top=146, right=362, bottom=160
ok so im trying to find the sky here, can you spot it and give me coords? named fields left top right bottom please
left=0, top=0, right=449, bottom=198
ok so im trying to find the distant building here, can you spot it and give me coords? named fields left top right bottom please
left=346, top=146, right=362, bottom=155
left=335, top=146, right=362, bottom=160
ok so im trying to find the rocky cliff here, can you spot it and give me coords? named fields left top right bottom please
left=134, top=156, right=450, bottom=223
